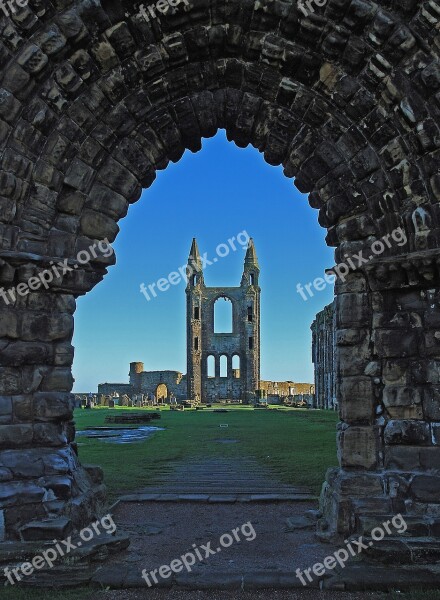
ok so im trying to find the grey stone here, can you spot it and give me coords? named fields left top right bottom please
left=19, top=516, right=73, bottom=541
left=285, top=516, right=315, bottom=531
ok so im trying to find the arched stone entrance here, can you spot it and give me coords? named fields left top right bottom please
left=0, top=0, right=440, bottom=551
left=156, top=383, right=168, bottom=403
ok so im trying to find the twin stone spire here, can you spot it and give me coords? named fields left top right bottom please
left=187, top=237, right=260, bottom=287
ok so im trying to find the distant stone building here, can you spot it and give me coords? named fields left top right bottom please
left=259, top=381, right=314, bottom=404
left=97, top=383, right=133, bottom=396
left=311, top=301, right=337, bottom=410
left=186, top=238, right=260, bottom=403
left=97, top=239, right=312, bottom=404
left=98, top=367, right=187, bottom=402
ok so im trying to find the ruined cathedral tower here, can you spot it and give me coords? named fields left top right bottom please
left=186, top=238, right=261, bottom=403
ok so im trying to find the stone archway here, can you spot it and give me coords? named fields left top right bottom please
left=0, top=0, right=440, bottom=549
left=156, top=383, right=168, bottom=403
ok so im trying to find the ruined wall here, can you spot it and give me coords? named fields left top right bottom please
left=260, top=381, right=315, bottom=396
left=1, top=0, right=440, bottom=550
left=138, top=370, right=186, bottom=400
left=311, top=301, right=337, bottom=410
left=187, top=240, right=261, bottom=403
left=97, top=383, right=133, bottom=396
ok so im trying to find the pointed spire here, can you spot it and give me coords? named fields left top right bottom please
left=241, top=237, right=260, bottom=286
left=188, top=238, right=202, bottom=270
left=187, top=238, right=204, bottom=287
left=244, top=238, right=260, bottom=270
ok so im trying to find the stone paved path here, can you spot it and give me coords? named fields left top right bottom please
left=119, top=457, right=313, bottom=502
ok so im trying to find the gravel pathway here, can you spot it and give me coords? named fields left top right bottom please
left=106, top=500, right=338, bottom=583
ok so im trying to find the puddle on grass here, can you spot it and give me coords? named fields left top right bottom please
left=76, top=426, right=164, bottom=444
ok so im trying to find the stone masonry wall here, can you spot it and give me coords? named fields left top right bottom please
left=1, top=0, right=440, bottom=549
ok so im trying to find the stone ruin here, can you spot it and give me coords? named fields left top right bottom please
left=0, top=0, right=439, bottom=572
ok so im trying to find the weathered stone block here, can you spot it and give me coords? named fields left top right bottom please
left=339, top=426, right=378, bottom=469
left=12, top=396, right=33, bottom=421
left=373, top=329, right=418, bottom=358
left=37, top=475, right=72, bottom=499
left=383, top=386, right=423, bottom=419
left=97, top=157, right=140, bottom=201
left=383, top=360, right=408, bottom=385
left=340, top=376, right=375, bottom=423
left=21, top=313, right=73, bottom=343
left=431, top=423, right=440, bottom=446
left=423, top=387, right=440, bottom=421
left=358, top=515, right=429, bottom=537
left=80, top=209, right=119, bottom=241
left=411, top=475, right=440, bottom=503
left=0, top=341, right=52, bottom=366
left=64, top=158, right=95, bottom=192
left=337, top=329, right=369, bottom=346
left=57, top=190, right=86, bottom=215
left=41, top=448, right=76, bottom=475
left=384, top=447, right=422, bottom=471
left=338, top=341, right=372, bottom=376
left=86, top=183, right=128, bottom=220
left=412, top=360, right=440, bottom=385
left=339, top=473, right=384, bottom=497
left=384, top=420, right=431, bottom=446
left=54, top=343, right=74, bottom=366
left=337, top=293, right=370, bottom=328
left=33, top=423, right=67, bottom=447
left=0, top=468, right=12, bottom=482
left=19, top=516, right=73, bottom=541
left=420, top=448, right=440, bottom=471
left=335, top=273, right=368, bottom=294
left=351, top=497, right=393, bottom=515
left=40, top=368, right=74, bottom=392
left=0, top=482, right=46, bottom=509
left=0, top=310, right=19, bottom=338
left=34, top=392, right=74, bottom=421
left=0, top=425, right=32, bottom=449
left=0, top=397, right=12, bottom=417
left=0, top=449, right=45, bottom=477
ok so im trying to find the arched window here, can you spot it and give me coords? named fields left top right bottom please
left=207, top=355, right=215, bottom=378
left=232, top=355, right=240, bottom=379
left=220, top=355, right=228, bottom=377
left=214, top=297, right=233, bottom=333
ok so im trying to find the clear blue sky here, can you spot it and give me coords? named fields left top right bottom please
left=73, top=131, right=335, bottom=392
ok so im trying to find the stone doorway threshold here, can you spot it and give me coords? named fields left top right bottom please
left=2, top=499, right=440, bottom=592
left=92, top=501, right=440, bottom=592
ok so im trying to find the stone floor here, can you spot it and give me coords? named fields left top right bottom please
left=95, top=457, right=330, bottom=589
left=94, top=497, right=440, bottom=592
left=103, top=499, right=330, bottom=582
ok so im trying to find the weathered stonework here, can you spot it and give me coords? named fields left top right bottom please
left=187, top=238, right=261, bottom=403
left=98, top=366, right=187, bottom=401
left=312, top=301, right=337, bottom=410
left=0, top=0, right=439, bottom=557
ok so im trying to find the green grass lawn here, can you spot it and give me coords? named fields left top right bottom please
left=74, top=405, right=338, bottom=500
left=5, top=409, right=440, bottom=599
